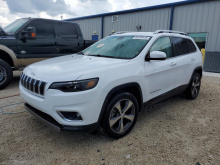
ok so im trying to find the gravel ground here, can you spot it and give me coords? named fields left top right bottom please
left=0, top=71, right=220, bottom=165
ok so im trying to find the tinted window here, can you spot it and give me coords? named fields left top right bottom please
left=171, top=37, right=189, bottom=56
left=186, top=39, right=197, bottom=53
left=30, top=20, right=55, bottom=38
left=150, top=37, right=172, bottom=58
left=59, top=23, right=77, bottom=39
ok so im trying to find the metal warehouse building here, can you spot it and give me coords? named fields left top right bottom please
left=66, top=0, right=220, bottom=73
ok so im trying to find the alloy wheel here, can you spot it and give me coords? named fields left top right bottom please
left=0, top=66, right=7, bottom=85
left=191, top=75, right=200, bottom=97
left=109, top=99, right=135, bottom=134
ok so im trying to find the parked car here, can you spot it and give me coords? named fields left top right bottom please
left=19, top=30, right=203, bottom=138
left=0, top=18, right=96, bottom=89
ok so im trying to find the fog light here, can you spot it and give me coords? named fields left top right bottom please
left=58, top=111, right=83, bottom=121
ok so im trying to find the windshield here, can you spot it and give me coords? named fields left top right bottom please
left=82, top=35, right=151, bottom=59
left=3, top=19, right=29, bottom=34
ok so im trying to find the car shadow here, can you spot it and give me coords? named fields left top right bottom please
left=24, top=95, right=187, bottom=145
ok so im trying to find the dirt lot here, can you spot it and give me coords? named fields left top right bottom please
left=0, top=71, right=219, bottom=165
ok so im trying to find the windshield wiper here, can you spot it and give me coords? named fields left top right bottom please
left=77, top=51, right=84, bottom=55
left=88, top=54, right=116, bottom=58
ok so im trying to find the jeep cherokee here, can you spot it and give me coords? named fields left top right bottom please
left=19, top=30, right=203, bottom=138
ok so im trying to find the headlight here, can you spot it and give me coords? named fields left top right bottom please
left=49, top=78, right=99, bottom=92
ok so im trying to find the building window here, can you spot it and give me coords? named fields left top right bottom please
left=188, top=33, right=207, bottom=50
left=112, top=15, right=118, bottom=22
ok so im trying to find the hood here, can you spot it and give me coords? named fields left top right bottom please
left=24, top=54, right=130, bottom=82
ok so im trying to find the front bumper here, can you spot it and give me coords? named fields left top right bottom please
left=20, top=79, right=107, bottom=129
left=25, top=103, right=99, bottom=132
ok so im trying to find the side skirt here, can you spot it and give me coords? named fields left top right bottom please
left=143, top=84, right=188, bottom=108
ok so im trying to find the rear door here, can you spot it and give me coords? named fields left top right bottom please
left=57, top=23, right=79, bottom=55
left=170, top=37, right=196, bottom=87
left=144, top=36, right=177, bottom=100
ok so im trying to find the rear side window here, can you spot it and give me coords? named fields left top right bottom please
left=150, top=37, right=172, bottom=58
left=59, top=23, right=77, bottom=39
left=171, top=37, right=189, bottom=56
left=30, top=20, right=55, bottom=38
left=186, top=39, right=197, bottom=53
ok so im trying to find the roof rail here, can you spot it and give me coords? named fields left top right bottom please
left=154, top=30, right=187, bottom=36
left=112, top=31, right=131, bottom=35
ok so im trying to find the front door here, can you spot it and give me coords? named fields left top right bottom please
left=17, top=20, right=59, bottom=66
left=144, top=36, right=177, bottom=100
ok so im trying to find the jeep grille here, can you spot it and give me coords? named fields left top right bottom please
left=20, top=73, right=47, bottom=96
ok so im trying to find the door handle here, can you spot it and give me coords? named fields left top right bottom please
left=170, top=62, right=176, bottom=66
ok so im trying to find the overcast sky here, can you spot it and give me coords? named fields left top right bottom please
left=0, top=0, right=185, bottom=27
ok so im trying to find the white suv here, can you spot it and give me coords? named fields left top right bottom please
left=20, top=30, right=203, bottom=138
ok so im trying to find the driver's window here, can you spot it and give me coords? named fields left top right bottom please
left=150, top=37, right=172, bottom=58
left=29, top=20, right=55, bottom=39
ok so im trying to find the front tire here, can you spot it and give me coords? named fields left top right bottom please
left=0, top=60, right=13, bottom=90
left=102, top=92, right=139, bottom=139
left=185, top=72, right=201, bottom=100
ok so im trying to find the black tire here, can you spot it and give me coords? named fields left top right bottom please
left=185, top=72, right=201, bottom=100
left=102, top=92, right=139, bottom=139
left=0, top=60, right=13, bottom=90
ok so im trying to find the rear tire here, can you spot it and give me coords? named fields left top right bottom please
left=185, top=72, right=201, bottom=100
left=102, top=92, right=139, bottom=139
left=0, top=60, right=13, bottom=90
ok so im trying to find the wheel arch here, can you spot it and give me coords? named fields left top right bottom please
left=189, top=66, right=203, bottom=84
left=0, top=44, right=20, bottom=68
left=98, top=82, right=143, bottom=125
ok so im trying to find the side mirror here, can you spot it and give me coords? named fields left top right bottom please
left=20, top=27, right=36, bottom=39
left=146, top=51, right=166, bottom=61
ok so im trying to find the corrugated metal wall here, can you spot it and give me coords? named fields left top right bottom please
left=67, top=0, right=220, bottom=72
left=72, top=17, right=102, bottom=40
left=103, top=8, right=170, bottom=37
left=172, top=1, right=220, bottom=51
left=69, top=0, right=220, bottom=53
left=204, top=52, right=220, bottom=73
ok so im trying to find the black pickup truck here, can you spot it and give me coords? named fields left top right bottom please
left=0, top=18, right=96, bottom=89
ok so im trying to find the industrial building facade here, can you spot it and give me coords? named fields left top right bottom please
left=66, top=0, right=220, bottom=72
